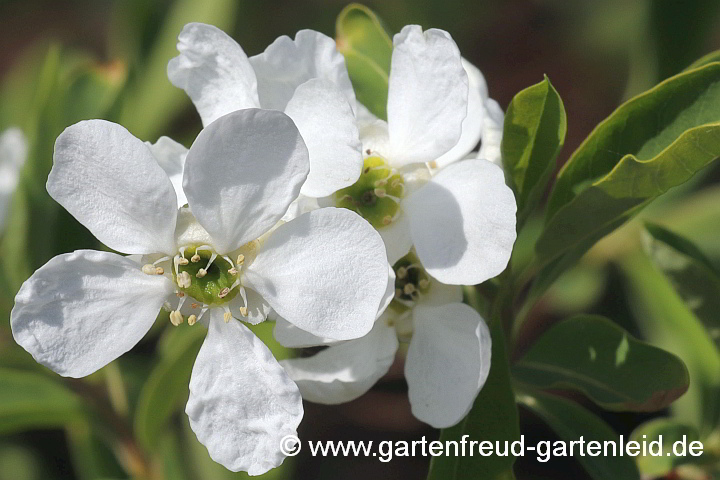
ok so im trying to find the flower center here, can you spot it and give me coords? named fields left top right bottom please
left=334, top=156, right=404, bottom=229
left=172, top=246, right=239, bottom=306
left=391, top=252, right=431, bottom=311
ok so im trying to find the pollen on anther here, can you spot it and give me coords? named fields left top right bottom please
left=170, top=310, right=184, bottom=326
left=239, top=306, right=248, bottom=317
left=187, top=314, right=197, bottom=326
left=218, top=287, right=230, bottom=298
left=228, top=267, right=238, bottom=276
left=223, top=311, right=232, bottom=323
left=176, top=292, right=185, bottom=297
left=382, top=215, right=392, bottom=225
left=196, top=268, right=207, bottom=278
left=191, top=253, right=201, bottom=263
left=428, top=160, right=438, bottom=169
left=142, top=264, right=158, bottom=275
left=155, top=266, right=164, bottom=275
left=418, top=279, right=430, bottom=289
left=374, top=188, right=387, bottom=198
left=177, top=257, right=189, bottom=266
left=191, top=303, right=199, bottom=309
left=403, top=283, right=416, bottom=295
left=177, top=271, right=191, bottom=289
left=396, top=267, right=407, bottom=279
left=236, top=254, right=245, bottom=265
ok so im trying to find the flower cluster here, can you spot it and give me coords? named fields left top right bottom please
left=10, top=21, right=516, bottom=476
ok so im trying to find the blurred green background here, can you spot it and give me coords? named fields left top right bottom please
left=1, top=1, right=720, bottom=479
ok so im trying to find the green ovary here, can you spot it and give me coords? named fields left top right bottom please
left=334, top=156, right=404, bottom=229
left=173, top=246, right=238, bottom=306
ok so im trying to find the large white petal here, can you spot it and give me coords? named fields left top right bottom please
left=378, top=211, right=413, bottom=265
left=168, top=23, right=259, bottom=126
left=147, top=136, right=188, bottom=207
left=250, top=30, right=356, bottom=112
left=477, top=98, right=505, bottom=167
left=405, top=159, right=516, bottom=285
left=405, top=303, right=491, bottom=428
left=244, top=208, right=387, bottom=341
left=0, top=127, right=27, bottom=230
left=183, top=109, right=309, bottom=254
left=272, top=317, right=341, bottom=348
left=434, top=60, right=488, bottom=169
left=10, top=250, right=173, bottom=378
left=387, top=26, right=468, bottom=166
left=285, top=79, right=362, bottom=198
left=48, top=120, right=178, bottom=255
left=281, top=317, right=398, bottom=404
left=186, top=310, right=302, bottom=475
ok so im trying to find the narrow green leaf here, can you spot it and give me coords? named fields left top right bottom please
left=133, top=325, right=205, bottom=452
left=643, top=223, right=720, bottom=346
left=66, top=421, right=125, bottom=480
left=428, top=320, right=520, bottom=480
left=336, top=3, right=392, bottom=119
left=537, top=62, right=720, bottom=270
left=516, top=387, right=639, bottom=480
left=502, top=76, right=566, bottom=223
left=630, top=419, right=701, bottom=476
left=0, top=368, right=84, bottom=434
left=513, top=315, right=689, bottom=412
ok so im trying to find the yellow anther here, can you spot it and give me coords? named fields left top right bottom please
left=418, top=279, right=430, bottom=289
left=403, top=283, right=416, bottom=295
left=155, top=266, right=165, bottom=275
left=228, top=267, right=238, bottom=276
left=223, top=312, right=232, bottom=323
left=177, top=257, right=189, bottom=266
left=374, top=188, right=387, bottom=198
left=396, top=267, right=407, bottom=279
left=382, top=215, right=392, bottom=226
left=177, top=271, right=191, bottom=289
left=169, top=310, right=184, bottom=326
left=187, top=314, right=197, bottom=326
left=239, top=306, right=248, bottom=317
left=236, top=254, right=245, bottom=265
left=218, top=287, right=230, bottom=298
left=191, top=253, right=201, bottom=263
left=196, top=268, right=207, bottom=278
left=428, top=160, right=438, bottom=169
left=191, top=303, right=199, bottom=309
left=176, top=292, right=185, bottom=297
left=142, top=264, right=158, bottom=275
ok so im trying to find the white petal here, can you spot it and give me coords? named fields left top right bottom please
left=423, top=281, right=463, bottom=306
left=284, top=79, right=363, bottom=198
left=405, top=159, right=516, bottom=285
left=147, top=136, right=188, bottom=207
left=0, top=127, right=27, bottom=229
left=168, top=23, right=259, bottom=126
left=405, top=303, right=491, bottom=428
left=387, top=26, right=468, bottom=166
left=244, top=208, right=388, bottom=341
left=378, top=265, right=397, bottom=317
left=280, top=194, right=320, bottom=223
left=186, top=310, right=302, bottom=475
left=10, top=250, right=173, bottom=378
left=250, top=30, right=356, bottom=112
left=182, top=109, right=309, bottom=253
left=378, top=211, right=413, bottom=265
left=477, top=98, right=505, bottom=167
left=434, top=60, right=488, bottom=169
left=281, top=317, right=398, bottom=404
left=272, top=316, right=341, bottom=348
left=48, top=120, right=178, bottom=255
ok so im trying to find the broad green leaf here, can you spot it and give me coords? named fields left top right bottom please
left=118, top=0, right=238, bottom=139
left=61, top=59, right=127, bottom=125
left=631, top=419, right=701, bottom=476
left=513, top=315, right=689, bottom=412
left=516, top=387, right=639, bottom=480
left=428, top=320, right=520, bottom=480
left=643, top=223, right=720, bottom=346
left=537, top=62, right=720, bottom=270
left=336, top=3, right=392, bottom=119
left=0, top=368, right=84, bottom=434
left=686, top=50, right=720, bottom=72
left=134, top=325, right=205, bottom=452
left=621, top=253, right=720, bottom=435
left=502, top=76, right=566, bottom=224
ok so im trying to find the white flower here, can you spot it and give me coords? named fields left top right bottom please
left=10, top=109, right=389, bottom=475
left=279, top=251, right=491, bottom=428
left=167, top=23, right=362, bottom=200
left=0, top=127, right=28, bottom=230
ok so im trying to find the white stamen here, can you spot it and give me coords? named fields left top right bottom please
left=228, top=267, right=238, bottom=276
left=396, top=267, right=407, bottom=279
left=196, top=268, right=207, bottom=278
left=403, top=283, right=416, bottom=295
left=418, top=279, right=430, bottom=289
left=218, top=287, right=230, bottom=299
left=382, top=215, right=392, bottom=226
left=169, top=310, right=184, bottom=326
left=428, top=160, right=438, bottom=169
left=155, top=266, right=164, bottom=275
left=187, top=314, right=198, bottom=326
left=374, top=188, right=387, bottom=198
left=153, top=256, right=170, bottom=266
left=177, top=271, right=191, bottom=289
left=142, top=264, right=158, bottom=275
left=236, top=254, right=245, bottom=265
left=203, top=252, right=217, bottom=272
left=223, top=306, right=232, bottom=323
left=239, top=306, right=248, bottom=317
left=191, top=253, right=201, bottom=263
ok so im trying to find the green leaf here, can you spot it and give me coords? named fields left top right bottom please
left=502, top=76, right=566, bottom=224
left=0, top=368, right=84, bottom=434
left=516, top=387, right=639, bottom=480
left=685, top=50, right=720, bottom=72
left=65, top=421, right=125, bottom=480
left=513, top=315, right=689, bottom=412
left=118, top=0, right=238, bottom=139
left=621, top=253, right=720, bottom=434
left=336, top=3, right=392, bottom=120
left=133, top=325, right=205, bottom=452
left=537, top=62, right=720, bottom=271
left=631, top=419, right=701, bottom=476
left=428, top=320, right=520, bottom=480
left=643, top=222, right=720, bottom=346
